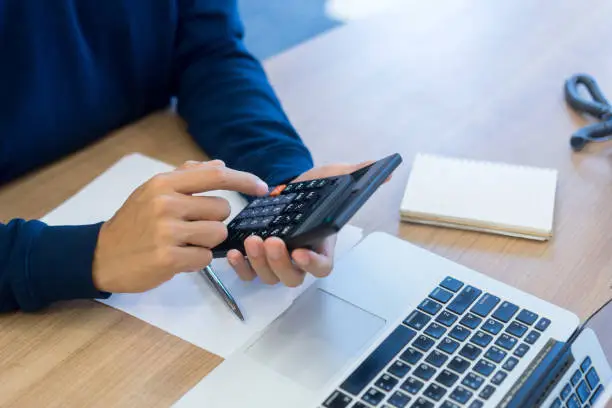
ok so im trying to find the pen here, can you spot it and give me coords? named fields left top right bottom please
left=199, top=265, right=245, bottom=321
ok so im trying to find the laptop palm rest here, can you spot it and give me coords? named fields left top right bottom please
left=245, top=287, right=386, bottom=391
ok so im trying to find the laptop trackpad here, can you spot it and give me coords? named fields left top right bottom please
left=245, top=288, right=386, bottom=390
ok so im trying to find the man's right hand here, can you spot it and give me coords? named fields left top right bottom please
left=91, top=160, right=268, bottom=293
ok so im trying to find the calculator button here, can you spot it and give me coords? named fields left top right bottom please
left=295, top=192, right=307, bottom=201
left=292, top=213, right=306, bottom=223
left=250, top=198, right=267, bottom=207
left=270, top=205, right=285, bottom=215
left=284, top=203, right=297, bottom=212
left=305, top=191, right=318, bottom=201
left=269, top=228, right=282, bottom=236
left=314, top=179, right=329, bottom=188
left=269, top=185, right=286, bottom=196
left=271, top=215, right=285, bottom=225
left=279, top=225, right=293, bottom=236
left=279, top=193, right=296, bottom=204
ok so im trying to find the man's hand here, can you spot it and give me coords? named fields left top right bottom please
left=92, top=160, right=268, bottom=293
left=227, top=161, right=380, bottom=288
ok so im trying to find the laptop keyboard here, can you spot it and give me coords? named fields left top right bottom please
left=320, top=276, right=552, bottom=408
left=549, top=356, right=604, bottom=408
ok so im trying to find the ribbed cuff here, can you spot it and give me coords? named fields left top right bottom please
left=27, top=223, right=111, bottom=307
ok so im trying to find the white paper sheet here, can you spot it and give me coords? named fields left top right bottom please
left=41, top=153, right=363, bottom=357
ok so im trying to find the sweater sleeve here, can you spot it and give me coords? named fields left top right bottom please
left=0, top=219, right=110, bottom=312
left=173, top=0, right=314, bottom=187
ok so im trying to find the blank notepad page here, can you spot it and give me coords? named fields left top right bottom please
left=400, top=154, right=558, bottom=239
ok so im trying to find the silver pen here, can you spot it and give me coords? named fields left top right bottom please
left=199, top=265, right=245, bottom=321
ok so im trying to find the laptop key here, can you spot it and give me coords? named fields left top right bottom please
left=448, top=356, right=471, bottom=374
left=549, top=398, right=562, bottom=408
left=400, top=347, right=424, bottom=365
left=479, top=385, right=496, bottom=400
left=485, top=346, right=507, bottom=363
left=430, top=287, right=454, bottom=304
left=470, top=331, right=493, bottom=348
left=492, top=301, right=519, bottom=323
left=567, top=394, right=580, bottom=408
left=436, top=369, right=460, bottom=387
left=426, top=350, right=449, bottom=368
left=535, top=317, right=551, bottom=332
left=460, top=313, right=483, bottom=330
left=449, top=326, right=471, bottom=342
left=436, top=311, right=459, bottom=327
left=376, top=374, right=399, bottom=392
left=506, top=321, right=528, bottom=338
left=404, top=311, right=431, bottom=331
left=450, top=386, right=473, bottom=404
left=442, top=402, right=461, bottom=408
left=514, top=343, right=530, bottom=358
left=491, top=371, right=507, bottom=385
left=323, top=390, right=352, bottom=408
left=363, top=388, right=385, bottom=406
left=388, top=361, right=411, bottom=378
left=411, top=397, right=434, bottom=408
left=447, top=286, right=482, bottom=315
left=471, top=293, right=500, bottom=317
left=495, top=334, right=518, bottom=351
left=340, top=325, right=416, bottom=396
left=482, top=319, right=503, bottom=335
left=440, top=277, right=464, bottom=292
left=462, top=373, right=485, bottom=391
left=577, top=380, right=590, bottom=404
left=459, top=344, right=483, bottom=361
left=424, top=383, right=447, bottom=402
left=468, top=401, right=484, bottom=408
left=413, top=335, right=435, bottom=352
left=561, top=383, right=572, bottom=400
left=424, top=323, right=447, bottom=339
left=586, top=367, right=600, bottom=389
left=387, top=391, right=411, bottom=408
left=352, top=403, right=368, bottom=408
left=516, top=309, right=539, bottom=326
left=590, top=384, right=604, bottom=405
left=474, top=359, right=496, bottom=377
left=413, top=363, right=437, bottom=381
left=418, top=299, right=443, bottom=316
left=502, top=357, right=519, bottom=372
left=571, top=369, right=582, bottom=386
left=400, top=377, right=424, bottom=395
left=438, top=337, right=460, bottom=354
left=581, top=357, right=592, bottom=372
left=525, top=330, right=541, bottom=345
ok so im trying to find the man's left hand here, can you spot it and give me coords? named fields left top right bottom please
left=227, top=162, right=378, bottom=287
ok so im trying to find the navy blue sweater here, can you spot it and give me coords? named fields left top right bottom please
left=0, top=1, right=314, bottom=312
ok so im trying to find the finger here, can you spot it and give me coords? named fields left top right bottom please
left=179, top=221, right=228, bottom=248
left=170, top=246, right=214, bottom=273
left=244, top=236, right=279, bottom=284
left=264, top=237, right=306, bottom=287
left=227, top=249, right=257, bottom=281
left=176, top=159, right=225, bottom=171
left=175, top=195, right=232, bottom=221
left=162, top=166, right=269, bottom=196
left=291, top=235, right=336, bottom=278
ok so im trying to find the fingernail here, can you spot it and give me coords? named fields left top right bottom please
left=257, top=179, right=269, bottom=192
left=228, top=256, right=237, bottom=266
left=293, top=252, right=310, bottom=266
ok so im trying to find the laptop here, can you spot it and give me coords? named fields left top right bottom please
left=173, top=232, right=611, bottom=408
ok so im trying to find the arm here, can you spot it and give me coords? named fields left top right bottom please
left=173, top=0, right=314, bottom=187
left=0, top=219, right=109, bottom=312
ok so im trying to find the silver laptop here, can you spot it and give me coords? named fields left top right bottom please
left=174, top=232, right=612, bottom=408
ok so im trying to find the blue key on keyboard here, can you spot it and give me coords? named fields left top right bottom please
left=577, top=381, right=590, bottom=404
left=448, top=286, right=482, bottom=315
left=471, top=294, right=500, bottom=317
left=430, top=287, right=454, bottom=304
left=581, top=357, right=592, bottom=372
left=586, top=367, right=600, bottom=389
left=492, top=301, right=519, bottom=323
left=550, top=397, right=562, bottom=408
left=567, top=394, right=580, bottom=408
left=561, top=383, right=572, bottom=400
left=571, top=369, right=583, bottom=386
left=591, top=384, right=604, bottom=405
left=440, top=277, right=464, bottom=292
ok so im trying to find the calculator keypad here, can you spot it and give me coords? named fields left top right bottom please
left=226, top=177, right=337, bottom=246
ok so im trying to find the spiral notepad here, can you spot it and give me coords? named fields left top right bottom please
left=400, top=154, right=558, bottom=240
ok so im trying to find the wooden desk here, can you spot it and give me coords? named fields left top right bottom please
left=1, top=0, right=612, bottom=406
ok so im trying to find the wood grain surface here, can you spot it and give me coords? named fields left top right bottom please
left=1, top=0, right=611, bottom=406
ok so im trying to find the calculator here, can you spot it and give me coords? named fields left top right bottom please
left=212, top=153, right=402, bottom=258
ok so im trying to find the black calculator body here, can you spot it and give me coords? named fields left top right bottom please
left=212, top=153, right=402, bottom=258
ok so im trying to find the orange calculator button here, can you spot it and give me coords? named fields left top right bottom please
left=269, top=185, right=286, bottom=196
